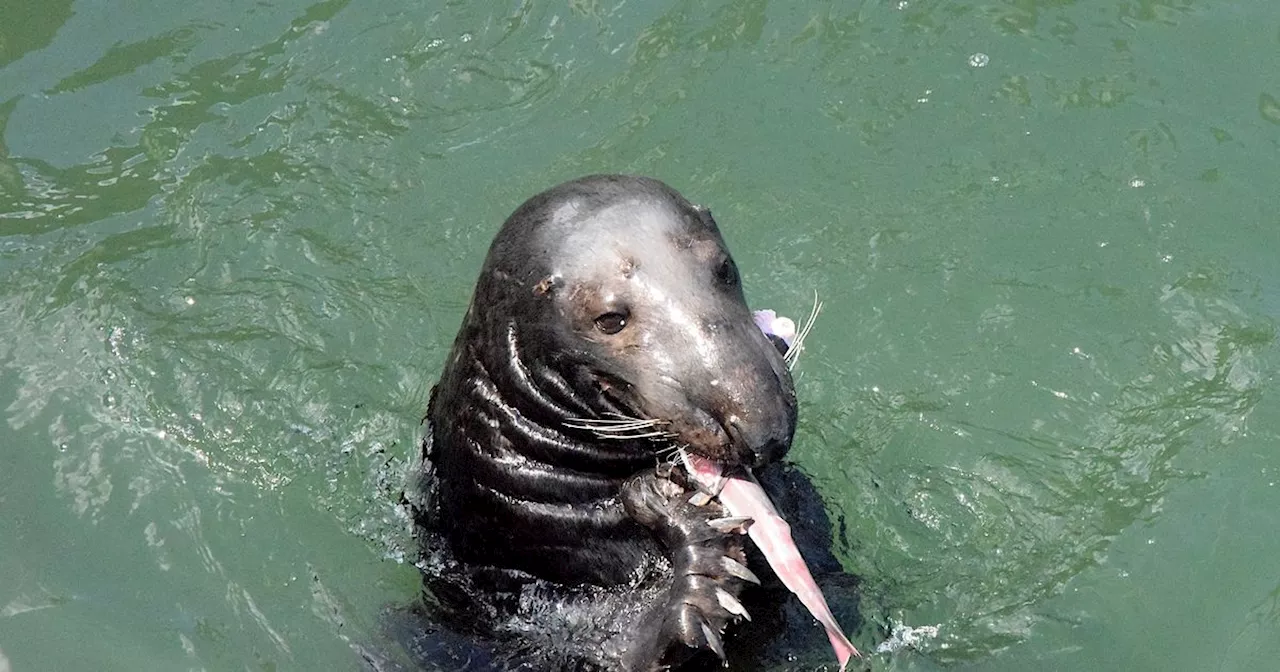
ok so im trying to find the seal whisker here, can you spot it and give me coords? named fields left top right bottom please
left=656, top=444, right=686, bottom=461
left=588, top=422, right=663, bottom=432
left=561, top=423, right=658, bottom=434
left=561, top=415, right=678, bottom=443
left=562, top=418, right=677, bottom=442
left=598, top=430, right=670, bottom=440
left=562, top=417, right=662, bottom=430
left=577, top=417, right=658, bottom=426
left=655, top=445, right=688, bottom=471
left=562, top=422, right=658, bottom=432
left=784, top=290, right=823, bottom=370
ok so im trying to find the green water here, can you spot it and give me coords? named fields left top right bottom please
left=2, top=1, right=1277, bottom=670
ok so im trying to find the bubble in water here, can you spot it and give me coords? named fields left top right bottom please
left=968, top=52, right=990, bottom=68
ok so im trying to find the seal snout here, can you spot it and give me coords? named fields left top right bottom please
left=724, top=413, right=791, bottom=468
left=667, top=401, right=792, bottom=467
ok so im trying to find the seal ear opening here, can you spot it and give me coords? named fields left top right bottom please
left=714, top=257, right=739, bottom=289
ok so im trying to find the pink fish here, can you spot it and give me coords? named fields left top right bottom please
left=682, top=451, right=861, bottom=671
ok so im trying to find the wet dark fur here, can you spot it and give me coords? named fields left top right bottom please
left=389, top=176, right=860, bottom=671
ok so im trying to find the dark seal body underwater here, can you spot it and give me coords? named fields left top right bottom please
left=393, top=175, right=861, bottom=672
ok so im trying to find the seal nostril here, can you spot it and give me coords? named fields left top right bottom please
left=758, top=438, right=788, bottom=466
left=723, top=415, right=764, bottom=466
left=724, top=414, right=789, bottom=467
left=721, top=415, right=744, bottom=463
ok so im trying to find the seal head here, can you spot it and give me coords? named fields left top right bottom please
left=422, top=173, right=796, bottom=593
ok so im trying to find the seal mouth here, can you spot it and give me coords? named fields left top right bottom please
left=684, top=415, right=772, bottom=468
left=584, top=368, right=730, bottom=458
left=584, top=369, right=784, bottom=468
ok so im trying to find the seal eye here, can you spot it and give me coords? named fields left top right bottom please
left=715, top=258, right=739, bottom=287
left=594, top=311, right=629, bottom=335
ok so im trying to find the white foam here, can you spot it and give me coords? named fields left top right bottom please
left=874, top=620, right=942, bottom=654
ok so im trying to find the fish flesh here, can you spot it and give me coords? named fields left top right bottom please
left=681, top=451, right=860, bottom=670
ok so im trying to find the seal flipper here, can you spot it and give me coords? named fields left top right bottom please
left=682, top=452, right=859, bottom=670
left=619, top=468, right=753, bottom=669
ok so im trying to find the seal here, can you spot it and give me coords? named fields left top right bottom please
left=401, top=175, right=855, bottom=671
